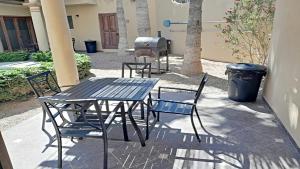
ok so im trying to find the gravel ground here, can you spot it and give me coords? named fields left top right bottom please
left=0, top=98, right=42, bottom=131
left=0, top=52, right=229, bottom=131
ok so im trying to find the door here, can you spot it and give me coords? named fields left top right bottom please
left=99, top=13, right=119, bottom=49
left=17, top=18, right=36, bottom=49
left=0, top=16, right=37, bottom=51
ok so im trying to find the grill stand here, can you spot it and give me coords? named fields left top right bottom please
left=133, top=52, right=169, bottom=74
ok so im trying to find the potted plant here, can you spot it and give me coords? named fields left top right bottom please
left=216, top=0, right=276, bottom=102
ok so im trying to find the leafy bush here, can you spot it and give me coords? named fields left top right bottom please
left=216, top=0, right=275, bottom=64
left=0, top=53, right=91, bottom=102
left=31, top=51, right=52, bottom=62
left=0, top=66, right=50, bottom=101
left=75, top=53, right=92, bottom=78
left=31, top=51, right=92, bottom=78
left=0, top=51, right=30, bottom=62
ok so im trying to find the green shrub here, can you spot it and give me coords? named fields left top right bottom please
left=31, top=51, right=52, bottom=62
left=0, top=53, right=91, bottom=102
left=0, top=67, right=49, bottom=101
left=75, top=53, right=92, bottom=78
left=0, top=51, right=30, bottom=62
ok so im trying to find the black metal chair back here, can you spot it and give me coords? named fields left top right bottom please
left=39, top=97, right=106, bottom=136
left=38, top=97, right=110, bottom=169
left=122, top=62, right=152, bottom=78
left=27, top=71, right=61, bottom=97
left=147, top=73, right=208, bottom=142
left=194, top=73, right=208, bottom=103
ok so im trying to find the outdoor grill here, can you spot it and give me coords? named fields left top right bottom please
left=134, top=37, right=169, bottom=73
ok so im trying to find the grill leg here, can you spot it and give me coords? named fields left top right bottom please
left=157, top=56, right=161, bottom=74
left=166, top=52, right=169, bottom=71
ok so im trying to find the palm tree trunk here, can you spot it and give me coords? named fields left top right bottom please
left=182, top=0, right=203, bottom=75
left=136, top=0, right=151, bottom=36
left=117, top=0, right=129, bottom=58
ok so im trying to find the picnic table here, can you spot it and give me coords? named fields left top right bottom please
left=51, top=77, right=159, bottom=146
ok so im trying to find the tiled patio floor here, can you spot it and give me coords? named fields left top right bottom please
left=2, top=53, right=299, bottom=169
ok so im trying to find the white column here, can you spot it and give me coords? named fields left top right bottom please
left=40, top=0, right=79, bottom=87
left=29, top=5, right=50, bottom=51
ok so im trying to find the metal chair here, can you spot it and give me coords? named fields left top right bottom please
left=39, top=97, right=123, bottom=169
left=146, top=73, right=208, bottom=142
left=121, top=62, right=152, bottom=78
left=121, top=62, right=152, bottom=120
left=26, top=71, right=62, bottom=131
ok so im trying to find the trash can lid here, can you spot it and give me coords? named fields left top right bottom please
left=226, top=63, right=267, bottom=72
left=84, top=40, right=96, bottom=42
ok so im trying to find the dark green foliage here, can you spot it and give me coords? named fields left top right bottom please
left=0, top=52, right=91, bottom=102
left=75, top=53, right=92, bottom=78
left=0, top=51, right=30, bottom=62
left=31, top=51, right=53, bottom=62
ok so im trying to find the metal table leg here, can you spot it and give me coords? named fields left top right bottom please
left=120, top=102, right=129, bottom=141
left=140, top=101, right=144, bottom=119
left=127, top=101, right=146, bottom=147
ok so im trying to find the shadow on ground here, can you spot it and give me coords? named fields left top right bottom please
left=36, top=89, right=299, bottom=169
left=37, top=107, right=299, bottom=169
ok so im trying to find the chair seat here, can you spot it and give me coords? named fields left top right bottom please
left=60, top=117, right=107, bottom=138
left=60, top=127, right=103, bottom=138
left=60, top=115, right=114, bottom=138
left=151, top=100, right=194, bottom=115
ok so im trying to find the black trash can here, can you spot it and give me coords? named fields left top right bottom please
left=84, top=40, right=97, bottom=53
left=226, top=63, right=267, bottom=102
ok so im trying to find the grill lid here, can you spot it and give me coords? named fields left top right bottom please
left=134, top=37, right=167, bottom=49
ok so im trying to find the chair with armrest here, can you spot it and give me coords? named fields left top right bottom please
left=39, top=97, right=124, bottom=169
left=146, top=73, right=208, bottom=142
left=26, top=71, right=62, bottom=131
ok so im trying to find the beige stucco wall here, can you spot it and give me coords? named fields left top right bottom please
left=264, top=0, right=300, bottom=147
left=66, top=0, right=236, bottom=63
left=66, top=5, right=101, bottom=51
left=155, top=0, right=235, bottom=62
left=0, top=4, right=30, bottom=16
left=65, top=0, right=157, bottom=51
